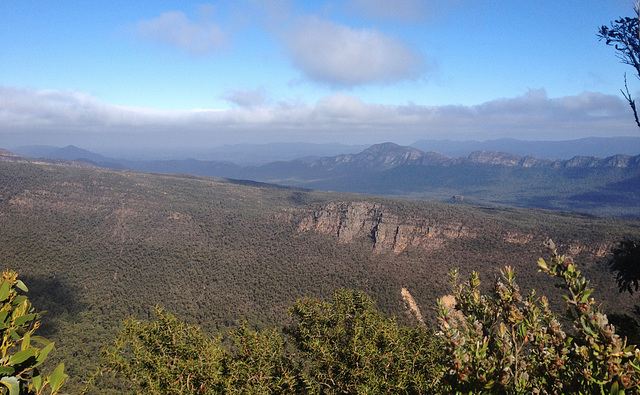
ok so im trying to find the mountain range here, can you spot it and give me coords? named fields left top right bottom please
left=411, top=136, right=640, bottom=159
left=9, top=140, right=640, bottom=218
left=12, top=136, right=640, bottom=163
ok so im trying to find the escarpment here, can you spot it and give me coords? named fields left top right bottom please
left=298, top=201, right=474, bottom=253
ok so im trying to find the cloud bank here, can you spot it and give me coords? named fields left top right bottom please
left=0, top=86, right=635, bottom=150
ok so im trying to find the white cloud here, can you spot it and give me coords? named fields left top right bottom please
left=136, top=7, right=227, bottom=56
left=221, top=89, right=267, bottom=108
left=283, top=17, right=426, bottom=87
left=0, top=86, right=636, bottom=150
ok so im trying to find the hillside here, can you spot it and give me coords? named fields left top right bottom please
left=0, top=159, right=639, bottom=390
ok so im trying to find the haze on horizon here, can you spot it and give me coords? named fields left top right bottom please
left=1, top=0, right=640, bottom=153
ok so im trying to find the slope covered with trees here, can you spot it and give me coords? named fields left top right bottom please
left=0, top=161, right=639, bottom=391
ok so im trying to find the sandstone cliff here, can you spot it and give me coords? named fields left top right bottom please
left=298, top=201, right=474, bottom=253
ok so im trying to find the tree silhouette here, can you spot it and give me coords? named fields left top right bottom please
left=598, top=2, right=640, bottom=128
left=599, top=5, right=640, bottom=299
left=610, top=239, right=640, bottom=295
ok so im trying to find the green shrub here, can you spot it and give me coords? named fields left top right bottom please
left=0, top=270, right=66, bottom=395
left=437, top=240, right=640, bottom=394
left=224, top=320, right=304, bottom=393
left=287, top=288, right=443, bottom=393
left=100, top=306, right=226, bottom=394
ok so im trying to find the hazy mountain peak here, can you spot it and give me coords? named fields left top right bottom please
left=363, top=142, right=405, bottom=152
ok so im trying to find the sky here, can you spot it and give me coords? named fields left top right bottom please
left=1, top=0, right=640, bottom=152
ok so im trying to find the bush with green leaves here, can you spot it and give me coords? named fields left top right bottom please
left=0, top=270, right=66, bottom=395
left=98, top=307, right=303, bottom=394
left=287, top=288, right=443, bottom=394
left=99, top=306, right=227, bottom=394
left=224, top=320, right=304, bottom=393
left=97, top=289, right=444, bottom=394
left=437, top=239, right=640, bottom=394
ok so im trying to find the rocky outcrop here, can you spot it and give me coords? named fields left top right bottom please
left=401, top=288, right=425, bottom=326
left=463, top=151, right=554, bottom=167
left=298, top=201, right=474, bottom=253
left=504, top=232, right=534, bottom=244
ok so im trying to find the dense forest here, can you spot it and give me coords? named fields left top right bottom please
left=0, top=161, right=639, bottom=392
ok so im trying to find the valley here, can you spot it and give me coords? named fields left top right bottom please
left=0, top=154, right=639, bottom=391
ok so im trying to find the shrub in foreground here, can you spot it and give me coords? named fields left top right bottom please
left=437, top=240, right=640, bottom=394
left=97, top=289, right=443, bottom=394
left=0, top=270, right=66, bottom=395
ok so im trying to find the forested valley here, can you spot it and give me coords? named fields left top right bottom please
left=0, top=159, right=639, bottom=393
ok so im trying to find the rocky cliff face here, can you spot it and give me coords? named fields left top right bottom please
left=296, top=201, right=613, bottom=257
left=298, top=201, right=474, bottom=253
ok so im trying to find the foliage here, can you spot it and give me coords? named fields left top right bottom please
left=598, top=7, right=640, bottom=77
left=437, top=266, right=572, bottom=393
left=598, top=4, right=640, bottom=128
left=0, top=270, right=65, bottom=395
left=541, top=240, right=640, bottom=392
left=609, top=239, right=640, bottom=294
left=100, top=306, right=226, bottom=394
left=223, top=320, right=304, bottom=393
left=437, top=240, right=640, bottom=394
left=96, top=290, right=443, bottom=394
left=287, top=289, right=443, bottom=393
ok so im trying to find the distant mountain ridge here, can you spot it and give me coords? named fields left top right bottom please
left=12, top=142, right=640, bottom=170
left=410, top=136, right=640, bottom=159
left=309, top=142, right=640, bottom=169
left=4, top=141, right=640, bottom=217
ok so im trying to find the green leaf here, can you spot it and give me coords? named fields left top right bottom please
left=0, top=282, right=10, bottom=302
left=13, top=314, right=35, bottom=327
left=14, top=281, right=27, bottom=293
left=10, top=296, right=27, bottom=307
left=580, top=289, right=594, bottom=303
left=0, top=366, right=15, bottom=376
left=48, top=363, right=67, bottom=393
left=610, top=381, right=619, bottom=394
left=537, top=258, right=548, bottom=271
left=8, top=348, right=36, bottom=365
left=21, top=332, right=30, bottom=351
left=34, top=342, right=54, bottom=368
left=30, top=336, right=51, bottom=346
left=0, top=376, right=19, bottom=395
left=32, top=368, right=42, bottom=391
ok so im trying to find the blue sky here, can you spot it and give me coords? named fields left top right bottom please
left=1, top=0, right=639, bottom=152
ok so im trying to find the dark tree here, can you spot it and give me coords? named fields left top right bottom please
left=610, top=239, right=640, bottom=294
left=599, top=5, right=640, bottom=300
left=598, top=3, right=640, bottom=128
